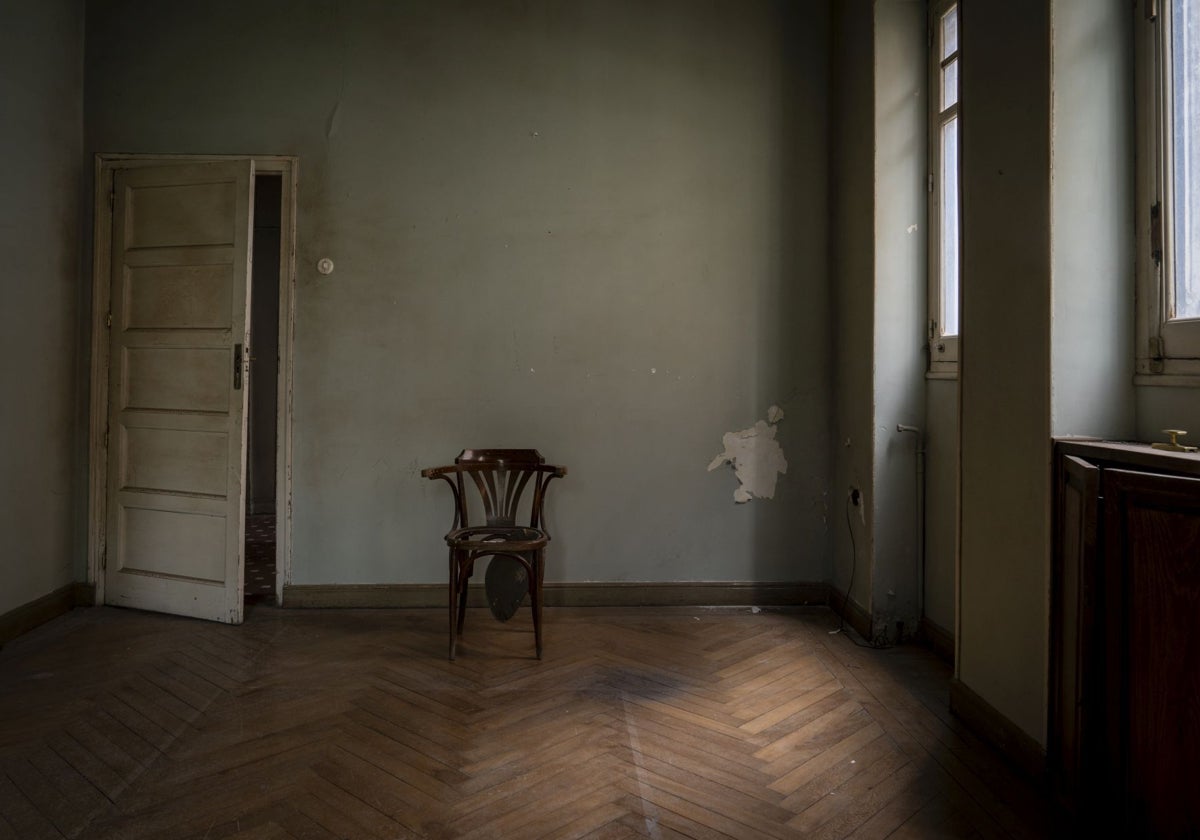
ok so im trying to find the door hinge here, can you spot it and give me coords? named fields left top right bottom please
left=1150, top=335, right=1165, bottom=359
left=1150, top=201, right=1163, bottom=267
left=928, top=172, right=935, bottom=194
left=928, top=319, right=938, bottom=342
left=1146, top=0, right=1159, bottom=22
left=105, top=311, right=112, bottom=328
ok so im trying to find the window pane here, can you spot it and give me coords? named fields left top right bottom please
left=941, top=5, right=958, bottom=61
left=940, top=117, right=960, bottom=336
left=942, top=57, right=959, bottom=111
left=1172, top=0, right=1200, bottom=319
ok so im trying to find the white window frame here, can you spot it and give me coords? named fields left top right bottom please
left=1136, top=0, right=1200, bottom=381
left=928, top=0, right=961, bottom=377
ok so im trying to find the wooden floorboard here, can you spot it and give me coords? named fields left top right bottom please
left=0, top=605, right=1059, bottom=838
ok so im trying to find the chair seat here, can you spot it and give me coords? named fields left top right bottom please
left=445, top=525, right=549, bottom=553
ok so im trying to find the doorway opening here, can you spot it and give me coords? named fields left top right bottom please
left=245, top=173, right=282, bottom=606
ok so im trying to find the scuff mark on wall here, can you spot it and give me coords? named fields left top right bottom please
left=326, top=100, right=341, bottom=139
left=707, top=406, right=788, bottom=503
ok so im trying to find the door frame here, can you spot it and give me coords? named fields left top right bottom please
left=88, top=153, right=298, bottom=608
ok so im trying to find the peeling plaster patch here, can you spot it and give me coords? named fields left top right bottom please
left=707, top=405, right=788, bottom=503
left=906, top=223, right=919, bottom=234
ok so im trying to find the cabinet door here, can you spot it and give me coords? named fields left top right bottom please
left=1051, top=455, right=1099, bottom=807
left=1103, top=468, right=1200, bottom=836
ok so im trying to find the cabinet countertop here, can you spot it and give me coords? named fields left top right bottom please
left=1054, top=438, right=1200, bottom=478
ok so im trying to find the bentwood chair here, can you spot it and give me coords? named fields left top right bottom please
left=421, top=449, right=566, bottom=660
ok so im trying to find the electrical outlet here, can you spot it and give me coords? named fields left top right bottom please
left=849, top=487, right=865, bottom=524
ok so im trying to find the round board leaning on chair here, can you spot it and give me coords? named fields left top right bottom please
left=420, top=449, right=567, bottom=661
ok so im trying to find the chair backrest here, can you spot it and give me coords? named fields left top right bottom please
left=422, top=449, right=566, bottom=531
left=456, top=449, right=544, bottom=466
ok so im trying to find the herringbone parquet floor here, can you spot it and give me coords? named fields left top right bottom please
left=0, top=605, right=1057, bottom=839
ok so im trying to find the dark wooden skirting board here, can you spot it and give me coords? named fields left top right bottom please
left=0, top=582, right=95, bottom=648
left=950, top=676, right=1047, bottom=786
left=827, top=584, right=873, bottom=642
left=283, top=581, right=831, bottom=609
left=920, top=616, right=955, bottom=664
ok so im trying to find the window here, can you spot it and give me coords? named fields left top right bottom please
left=1139, top=0, right=1200, bottom=376
left=929, top=0, right=961, bottom=375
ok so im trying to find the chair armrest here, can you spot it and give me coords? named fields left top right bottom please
left=421, top=464, right=458, bottom=479
left=421, top=465, right=463, bottom=531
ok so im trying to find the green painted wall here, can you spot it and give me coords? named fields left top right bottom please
left=0, top=0, right=85, bottom=615
left=85, top=0, right=834, bottom=587
left=958, top=0, right=1053, bottom=745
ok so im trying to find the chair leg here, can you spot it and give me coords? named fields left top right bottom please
left=456, top=560, right=470, bottom=635
left=448, top=549, right=458, bottom=661
left=532, top=549, right=545, bottom=659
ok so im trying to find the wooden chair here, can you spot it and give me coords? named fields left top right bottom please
left=421, top=449, right=566, bottom=660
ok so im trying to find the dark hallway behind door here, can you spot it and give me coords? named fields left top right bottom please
left=245, top=174, right=282, bottom=604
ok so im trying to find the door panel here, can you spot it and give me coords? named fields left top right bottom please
left=104, top=160, right=254, bottom=623
left=123, top=346, right=232, bottom=412
left=120, top=506, right=227, bottom=579
left=126, top=264, right=234, bottom=329
left=122, top=427, right=228, bottom=496
left=127, top=181, right=239, bottom=247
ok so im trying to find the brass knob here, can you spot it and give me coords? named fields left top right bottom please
left=1152, top=429, right=1198, bottom=452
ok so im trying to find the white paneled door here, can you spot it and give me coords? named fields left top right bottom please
left=104, top=161, right=255, bottom=623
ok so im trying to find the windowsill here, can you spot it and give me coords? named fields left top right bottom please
left=1135, top=357, right=1200, bottom=385
left=928, top=353, right=958, bottom=380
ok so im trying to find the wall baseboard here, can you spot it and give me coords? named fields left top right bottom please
left=0, top=583, right=94, bottom=648
left=282, top=581, right=830, bottom=610
left=74, top=582, right=96, bottom=606
left=949, top=677, right=1047, bottom=785
left=827, top=585, right=873, bottom=642
left=919, top=616, right=954, bottom=664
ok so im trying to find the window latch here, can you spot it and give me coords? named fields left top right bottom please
left=1146, top=0, right=1159, bottom=22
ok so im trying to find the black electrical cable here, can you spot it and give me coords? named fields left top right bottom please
left=834, top=491, right=890, bottom=649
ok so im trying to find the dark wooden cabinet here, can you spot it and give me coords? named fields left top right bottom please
left=1052, top=441, right=1200, bottom=836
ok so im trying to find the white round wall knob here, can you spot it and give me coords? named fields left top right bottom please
left=317, top=258, right=334, bottom=275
